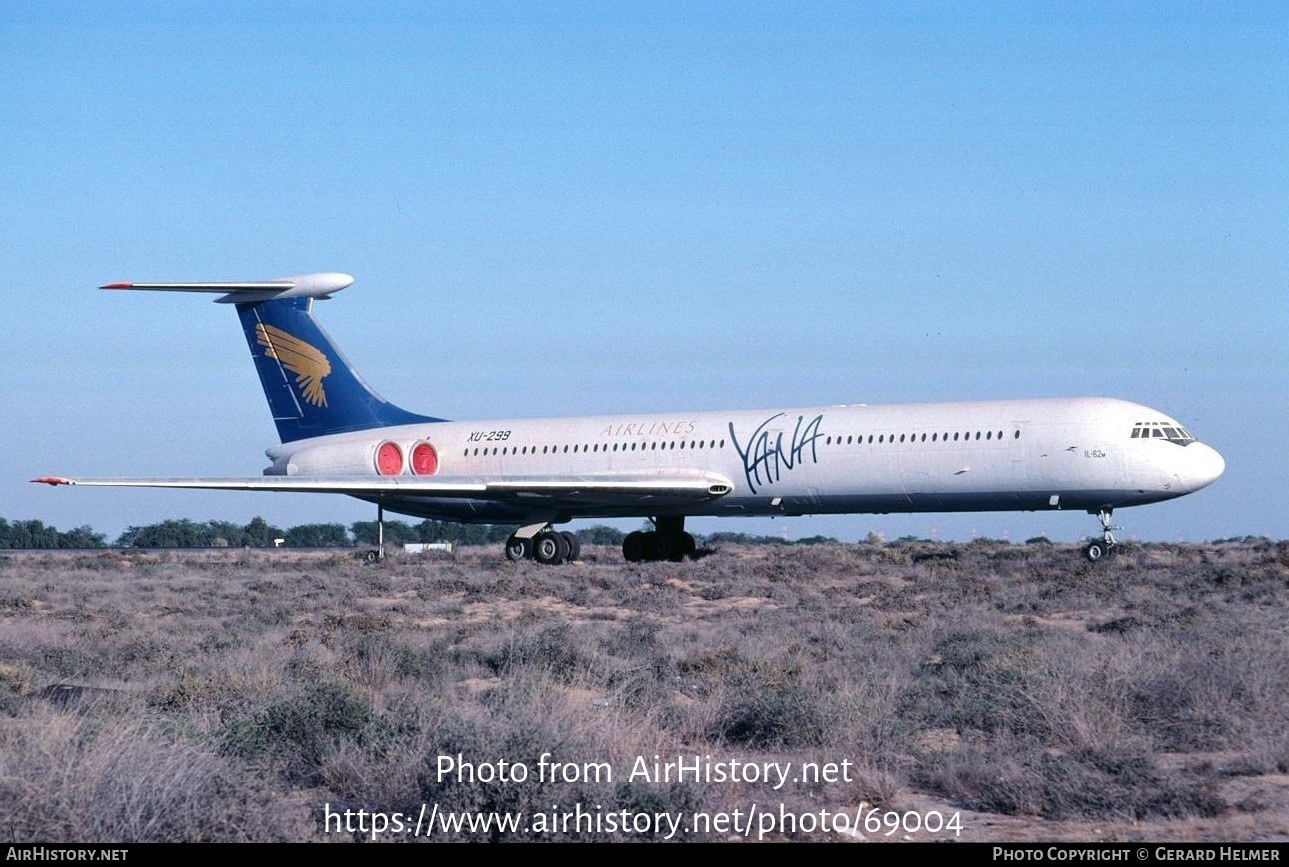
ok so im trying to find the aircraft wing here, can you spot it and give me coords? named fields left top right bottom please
left=32, top=470, right=734, bottom=508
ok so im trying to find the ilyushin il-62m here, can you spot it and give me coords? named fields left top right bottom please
left=35, top=272, right=1224, bottom=564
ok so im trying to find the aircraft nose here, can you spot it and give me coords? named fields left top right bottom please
left=1181, top=442, right=1225, bottom=492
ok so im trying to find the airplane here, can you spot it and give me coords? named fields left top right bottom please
left=33, top=272, right=1225, bottom=564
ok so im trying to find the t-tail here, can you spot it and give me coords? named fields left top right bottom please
left=100, top=272, right=441, bottom=442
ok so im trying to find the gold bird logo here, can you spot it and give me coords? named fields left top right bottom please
left=255, top=323, right=331, bottom=407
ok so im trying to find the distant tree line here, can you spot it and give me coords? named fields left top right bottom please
left=0, top=516, right=632, bottom=549
left=0, top=519, right=106, bottom=549
left=1, top=515, right=853, bottom=550
left=2, top=516, right=814, bottom=550
left=23, top=517, right=1237, bottom=550
left=116, top=517, right=289, bottom=548
left=4, top=519, right=1266, bottom=551
left=113, top=518, right=527, bottom=549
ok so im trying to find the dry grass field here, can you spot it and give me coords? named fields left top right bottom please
left=1, top=540, right=1287, bottom=843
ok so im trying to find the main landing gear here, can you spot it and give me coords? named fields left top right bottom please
left=1084, top=508, right=1119, bottom=562
left=622, top=516, right=696, bottom=563
left=503, top=517, right=697, bottom=565
left=505, top=524, right=582, bottom=566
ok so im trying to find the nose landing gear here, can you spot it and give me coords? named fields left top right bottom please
left=1084, top=508, right=1119, bottom=562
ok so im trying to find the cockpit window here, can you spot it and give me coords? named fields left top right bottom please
left=1130, top=421, right=1195, bottom=445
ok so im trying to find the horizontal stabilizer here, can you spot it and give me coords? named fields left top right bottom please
left=100, top=272, right=354, bottom=304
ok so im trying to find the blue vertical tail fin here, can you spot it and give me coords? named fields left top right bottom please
left=101, top=272, right=441, bottom=442
left=236, top=297, right=440, bottom=441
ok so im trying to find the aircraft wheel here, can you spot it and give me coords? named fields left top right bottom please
left=1084, top=541, right=1106, bottom=562
left=534, top=531, right=569, bottom=565
left=654, top=532, right=691, bottom=562
left=641, top=531, right=660, bottom=561
left=505, top=535, right=533, bottom=562
left=622, top=531, right=647, bottom=563
left=654, top=533, right=677, bottom=562
left=363, top=549, right=380, bottom=564
left=681, top=532, right=697, bottom=558
left=560, top=531, right=581, bottom=562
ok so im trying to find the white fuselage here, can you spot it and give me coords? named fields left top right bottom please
left=263, top=396, right=1225, bottom=525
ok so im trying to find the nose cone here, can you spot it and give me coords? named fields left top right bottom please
left=1181, top=442, right=1225, bottom=492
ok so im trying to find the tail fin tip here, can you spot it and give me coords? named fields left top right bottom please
left=97, top=271, right=438, bottom=442
left=96, top=272, right=353, bottom=303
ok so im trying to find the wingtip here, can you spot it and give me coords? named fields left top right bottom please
left=30, top=476, right=72, bottom=486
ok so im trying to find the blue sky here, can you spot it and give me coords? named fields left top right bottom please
left=3, top=1, right=1286, bottom=543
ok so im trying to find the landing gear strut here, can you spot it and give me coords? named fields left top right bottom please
left=361, top=504, right=386, bottom=564
left=623, top=517, right=696, bottom=563
left=504, top=524, right=581, bottom=566
left=1084, top=508, right=1118, bottom=562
